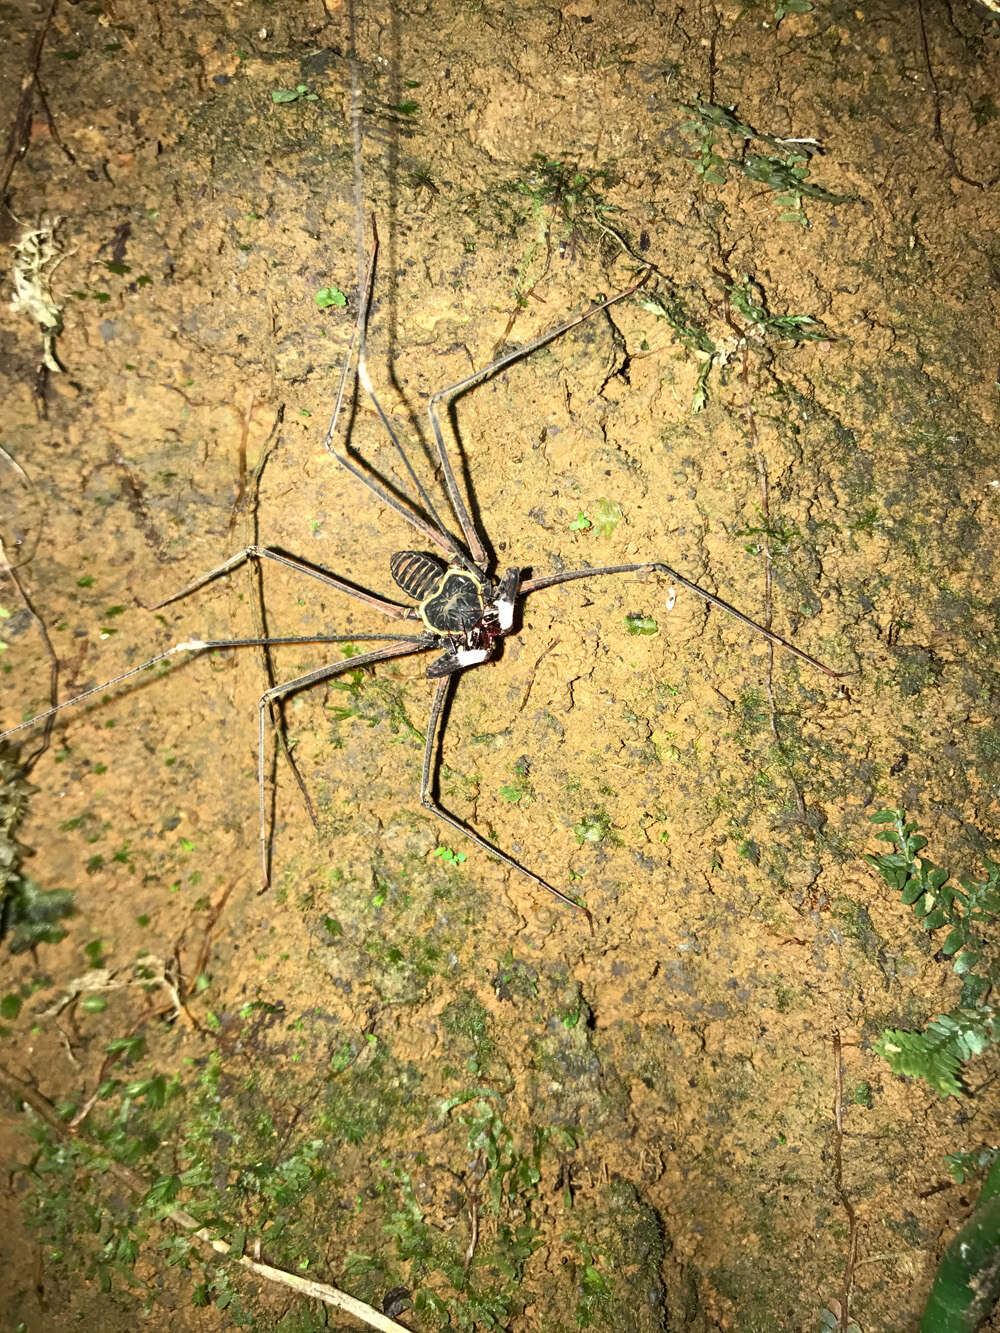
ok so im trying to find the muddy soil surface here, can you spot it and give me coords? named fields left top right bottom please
left=1, top=0, right=999, bottom=1329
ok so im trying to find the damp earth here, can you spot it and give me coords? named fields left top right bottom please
left=1, top=1, right=999, bottom=1329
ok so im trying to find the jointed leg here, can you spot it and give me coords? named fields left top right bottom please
left=256, top=636, right=436, bottom=887
left=0, top=631, right=431, bottom=741
left=419, top=677, right=591, bottom=923
left=425, top=268, right=652, bottom=568
left=150, top=544, right=415, bottom=621
left=150, top=540, right=417, bottom=857
left=320, top=220, right=476, bottom=571
left=521, top=562, right=846, bottom=679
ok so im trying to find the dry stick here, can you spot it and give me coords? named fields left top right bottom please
left=27, top=73, right=76, bottom=166
left=187, top=878, right=236, bottom=984
left=0, top=0, right=58, bottom=201
left=227, top=388, right=257, bottom=539
left=831, top=1031, right=859, bottom=1331
left=0, top=1064, right=410, bottom=1333
left=740, top=346, right=809, bottom=822
left=0, top=445, right=27, bottom=480
left=488, top=228, right=555, bottom=363
left=0, top=532, right=60, bottom=770
left=166, top=876, right=239, bottom=1033
left=463, top=1150, right=484, bottom=1277
left=516, top=639, right=559, bottom=716
left=915, top=0, right=995, bottom=192
left=63, top=938, right=222, bottom=1133
left=70, top=1002, right=174, bottom=1131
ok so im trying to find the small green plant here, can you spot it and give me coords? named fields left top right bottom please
left=727, top=277, right=825, bottom=342
left=623, top=614, right=658, bottom=636
left=271, top=84, right=318, bottom=104
left=641, top=275, right=823, bottom=411
left=380, top=1092, right=552, bottom=1325
left=1, top=745, right=75, bottom=952
left=919, top=1155, right=1000, bottom=1333
left=566, top=1236, right=614, bottom=1328
left=947, top=1148, right=1000, bottom=1185
left=408, top=164, right=436, bottom=194
left=876, top=1011, right=997, bottom=1100
left=315, top=286, right=346, bottom=309
left=441, top=993, right=495, bottom=1073
left=567, top=500, right=622, bottom=539
left=84, top=938, right=108, bottom=968
left=498, top=757, right=534, bottom=808
left=572, top=811, right=615, bottom=846
left=738, top=509, right=801, bottom=557
left=434, top=845, right=467, bottom=867
left=639, top=292, right=717, bottom=409
left=679, top=100, right=851, bottom=226
left=512, top=154, right=616, bottom=235
left=733, top=687, right=768, bottom=743
left=493, top=950, right=539, bottom=1001
left=499, top=154, right=622, bottom=300
left=865, top=809, right=999, bottom=1096
left=326, top=655, right=423, bottom=743
left=638, top=292, right=715, bottom=356
left=593, top=499, right=622, bottom=538
left=774, top=0, right=813, bottom=19
left=499, top=767, right=535, bottom=806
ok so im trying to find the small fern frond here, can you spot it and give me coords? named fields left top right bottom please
left=874, top=1027, right=962, bottom=1098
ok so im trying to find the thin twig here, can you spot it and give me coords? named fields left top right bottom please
left=30, top=75, right=76, bottom=165
left=0, top=1064, right=409, bottom=1333
left=0, top=446, right=28, bottom=480
left=0, top=532, right=60, bottom=771
left=740, top=347, right=808, bottom=820
left=516, top=638, right=559, bottom=715
left=70, top=1008, right=157, bottom=1130
left=227, top=390, right=257, bottom=540
left=60, top=958, right=200, bottom=1129
left=186, top=878, right=236, bottom=984
left=64, top=882, right=236, bottom=1125
left=915, top=0, right=995, bottom=191
left=832, top=1031, right=859, bottom=1331
left=463, top=1148, right=485, bottom=1278
left=0, top=0, right=58, bottom=204
left=489, top=230, right=555, bottom=362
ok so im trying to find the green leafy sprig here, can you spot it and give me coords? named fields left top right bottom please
left=678, top=100, right=853, bottom=226
left=865, top=808, right=999, bottom=1096
left=866, top=809, right=998, bottom=997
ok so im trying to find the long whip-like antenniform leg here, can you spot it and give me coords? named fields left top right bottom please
left=323, top=229, right=474, bottom=567
left=0, top=633, right=432, bottom=742
left=256, top=637, right=435, bottom=887
left=521, top=562, right=847, bottom=678
left=150, top=544, right=415, bottom=620
left=319, top=50, right=477, bottom=573
left=320, top=242, right=464, bottom=562
left=425, top=269, right=652, bottom=566
left=419, top=676, right=592, bottom=924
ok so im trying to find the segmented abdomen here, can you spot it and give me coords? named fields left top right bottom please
left=390, top=549, right=448, bottom=601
